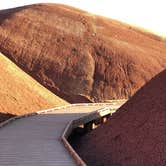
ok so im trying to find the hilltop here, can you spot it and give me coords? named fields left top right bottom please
left=0, top=3, right=166, bottom=102
left=74, top=69, right=166, bottom=165
left=0, top=52, right=68, bottom=122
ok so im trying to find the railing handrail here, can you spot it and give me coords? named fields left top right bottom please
left=0, top=101, right=125, bottom=166
left=61, top=106, right=121, bottom=166
left=37, top=101, right=126, bottom=114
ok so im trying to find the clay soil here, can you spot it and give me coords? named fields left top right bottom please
left=0, top=4, right=166, bottom=102
left=0, top=52, right=68, bottom=122
left=74, top=69, right=166, bottom=166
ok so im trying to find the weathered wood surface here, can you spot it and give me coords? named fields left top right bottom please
left=0, top=101, right=125, bottom=166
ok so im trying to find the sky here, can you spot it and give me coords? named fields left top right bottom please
left=0, top=0, right=166, bottom=37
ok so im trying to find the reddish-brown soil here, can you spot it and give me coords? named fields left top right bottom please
left=74, top=69, right=166, bottom=166
left=0, top=4, right=166, bottom=102
left=0, top=52, right=68, bottom=122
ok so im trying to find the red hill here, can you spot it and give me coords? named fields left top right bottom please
left=74, top=69, right=166, bottom=165
left=0, top=52, right=68, bottom=122
left=0, top=3, right=166, bottom=102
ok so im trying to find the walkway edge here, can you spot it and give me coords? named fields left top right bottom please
left=0, top=101, right=125, bottom=166
left=61, top=106, right=119, bottom=166
left=0, top=113, right=37, bottom=128
left=62, top=120, right=86, bottom=166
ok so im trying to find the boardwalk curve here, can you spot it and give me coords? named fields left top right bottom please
left=0, top=101, right=125, bottom=166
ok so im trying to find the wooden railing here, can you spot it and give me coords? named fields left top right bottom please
left=0, top=101, right=126, bottom=166
left=61, top=106, right=122, bottom=166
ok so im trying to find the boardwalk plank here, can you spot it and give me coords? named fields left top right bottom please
left=0, top=103, right=124, bottom=165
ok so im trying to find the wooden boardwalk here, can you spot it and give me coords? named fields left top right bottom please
left=0, top=102, right=125, bottom=166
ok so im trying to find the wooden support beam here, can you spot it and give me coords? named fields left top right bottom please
left=84, top=122, right=93, bottom=132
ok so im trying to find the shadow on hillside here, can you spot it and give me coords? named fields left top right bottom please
left=0, top=113, right=14, bottom=123
left=47, top=86, right=93, bottom=103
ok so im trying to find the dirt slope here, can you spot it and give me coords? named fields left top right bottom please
left=74, top=69, right=166, bottom=166
left=0, top=52, right=68, bottom=121
left=0, top=4, right=166, bottom=102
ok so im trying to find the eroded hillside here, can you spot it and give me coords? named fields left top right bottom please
left=74, top=69, right=166, bottom=166
left=0, top=3, right=166, bottom=102
left=0, top=52, right=68, bottom=121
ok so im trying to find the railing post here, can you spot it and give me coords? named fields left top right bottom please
left=101, top=114, right=110, bottom=123
left=101, top=117, right=107, bottom=123
left=84, top=122, right=93, bottom=132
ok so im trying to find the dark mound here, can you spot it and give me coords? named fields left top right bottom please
left=74, top=69, right=166, bottom=166
left=0, top=4, right=166, bottom=102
